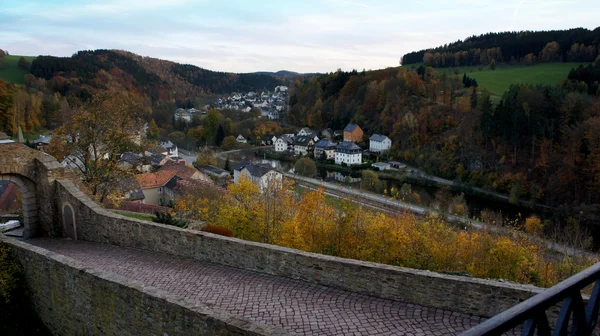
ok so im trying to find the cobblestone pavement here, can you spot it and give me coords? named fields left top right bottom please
left=28, top=238, right=490, bottom=336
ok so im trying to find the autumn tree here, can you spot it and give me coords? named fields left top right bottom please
left=47, top=91, right=144, bottom=202
left=195, top=147, right=216, bottom=166
left=147, top=119, right=159, bottom=139
left=360, top=170, right=380, bottom=192
left=221, top=135, right=237, bottom=150
left=168, top=131, right=185, bottom=147
left=295, top=158, right=317, bottom=177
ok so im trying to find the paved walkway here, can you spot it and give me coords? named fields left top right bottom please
left=27, top=238, right=488, bottom=336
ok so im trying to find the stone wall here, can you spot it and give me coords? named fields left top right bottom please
left=56, top=179, right=542, bottom=318
left=0, top=236, right=284, bottom=336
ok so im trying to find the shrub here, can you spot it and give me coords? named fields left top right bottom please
left=153, top=212, right=188, bottom=228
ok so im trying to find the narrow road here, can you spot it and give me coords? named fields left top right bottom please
left=26, top=238, right=488, bottom=336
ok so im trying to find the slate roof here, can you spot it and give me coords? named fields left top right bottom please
left=120, top=152, right=143, bottom=165
left=294, top=136, right=313, bottom=146
left=150, top=154, right=167, bottom=166
left=344, top=123, right=360, bottom=132
left=244, top=163, right=274, bottom=178
left=135, top=171, right=177, bottom=189
left=115, top=177, right=145, bottom=201
left=335, top=141, right=361, bottom=153
left=370, top=134, right=390, bottom=142
left=315, top=138, right=337, bottom=149
left=234, top=161, right=274, bottom=178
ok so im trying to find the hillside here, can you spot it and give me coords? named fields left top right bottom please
left=0, top=55, right=36, bottom=84
left=252, top=70, right=300, bottom=77
left=459, top=62, right=590, bottom=96
left=401, top=27, right=600, bottom=67
left=29, top=50, right=287, bottom=101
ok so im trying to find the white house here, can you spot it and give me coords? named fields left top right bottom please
left=297, top=127, right=314, bottom=137
left=160, top=141, right=179, bottom=158
left=314, top=139, right=337, bottom=160
left=335, top=141, right=362, bottom=165
left=294, top=136, right=315, bottom=156
left=274, top=136, right=293, bottom=152
left=236, top=134, right=247, bottom=144
left=233, top=161, right=283, bottom=191
left=369, top=134, right=392, bottom=153
left=372, top=162, right=391, bottom=171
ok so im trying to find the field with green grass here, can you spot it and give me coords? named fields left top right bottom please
left=0, top=55, right=36, bottom=84
left=403, top=62, right=590, bottom=96
left=462, top=62, right=589, bottom=96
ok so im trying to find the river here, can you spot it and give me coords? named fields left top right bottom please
left=218, top=148, right=542, bottom=222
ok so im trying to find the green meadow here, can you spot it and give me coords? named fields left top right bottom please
left=0, top=55, right=36, bottom=84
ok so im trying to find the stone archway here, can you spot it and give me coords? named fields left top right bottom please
left=0, top=174, right=38, bottom=238
left=0, top=141, right=65, bottom=238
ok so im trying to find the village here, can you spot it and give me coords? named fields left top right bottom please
left=174, top=85, right=289, bottom=123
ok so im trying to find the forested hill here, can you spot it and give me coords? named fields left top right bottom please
left=401, top=27, right=600, bottom=67
left=29, top=49, right=285, bottom=101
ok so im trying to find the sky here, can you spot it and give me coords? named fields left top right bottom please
left=1, top=0, right=599, bottom=73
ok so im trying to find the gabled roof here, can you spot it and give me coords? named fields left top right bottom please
left=236, top=134, right=246, bottom=140
left=344, top=123, right=360, bottom=132
left=370, top=134, right=390, bottom=142
left=233, top=160, right=253, bottom=171
left=299, top=127, right=313, bottom=133
left=159, top=161, right=209, bottom=182
left=244, top=164, right=274, bottom=178
left=135, top=171, right=178, bottom=189
left=115, top=176, right=145, bottom=201
left=34, top=135, right=52, bottom=145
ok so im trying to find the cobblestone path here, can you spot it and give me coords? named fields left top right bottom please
left=28, top=238, right=488, bottom=336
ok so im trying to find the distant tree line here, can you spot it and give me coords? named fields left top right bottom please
left=402, top=28, right=600, bottom=67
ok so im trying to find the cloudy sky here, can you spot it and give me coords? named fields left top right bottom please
left=1, top=0, right=599, bottom=73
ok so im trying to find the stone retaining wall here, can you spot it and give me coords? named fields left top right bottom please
left=56, top=179, right=542, bottom=318
left=0, top=236, right=283, bottom=336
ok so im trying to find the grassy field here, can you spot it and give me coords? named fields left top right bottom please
left=0, top=55, right=36, bottom=84
left=461, top=62, right=589, bottom=96
left=403, top=62, right=589, bottom=96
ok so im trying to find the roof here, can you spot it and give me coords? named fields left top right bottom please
left=344, top=123, right=360, bottom=132
left=372, top=162, right=389, bottom=168
left=135, top=171, right=178, bottom=189
left=299, top=127, right=313, bottom=133
left=120, top=152, right=143, bottom=165
left=115, top=176, right=145, bottom=201
left=34, top=135, right=52, bottom=145
left=336, top=141, right=361, bottom=151
left=294, top=136, right=313, bottom=146
left=243, top=163, right=274, bottom=178
left=233, top=160, right=253, bottom=171
left=0, top=132, right=9, bottom=140
left=159, top=161, right=209, bottom=182
left=315, top=138, right=337, bottom=149
left=200, top=164, right=231, bottom=176
left=147, top=146, right=168, bottom=155
left=150, top=154, right=168, bottom=165
left=237, top=134, right=246, bottom=139
left=370, top=134, right=390, bottom=142
left=160, top=141, right=176, bottom=150
left=234, top=161, right=274, bottom=178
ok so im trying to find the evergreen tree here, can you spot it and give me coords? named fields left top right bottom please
left=215, top=124, right=225, bottom=146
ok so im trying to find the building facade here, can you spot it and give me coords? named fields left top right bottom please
left=334, top=141, right=362, bottom=165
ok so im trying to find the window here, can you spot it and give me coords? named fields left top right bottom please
left=158, top=187, right=163, bottom=194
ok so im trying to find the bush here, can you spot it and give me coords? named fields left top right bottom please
left=201, top=225, right=234, bottom=237
left=295, top=158, right=317, bottom=177
left=153, top=212, right=188, bottom=228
